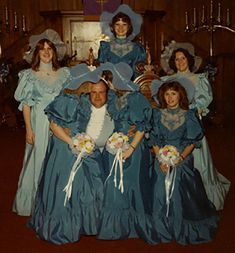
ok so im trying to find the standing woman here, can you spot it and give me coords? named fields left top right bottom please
left=160, top=41, right=230, bottom=210
left=98, top=4, right=146, bottom=80
left=13, top=29, right=71, bottom=216
left=150, top=76, right=219, bottom=245
left=97, top=63, right=155, bottom=244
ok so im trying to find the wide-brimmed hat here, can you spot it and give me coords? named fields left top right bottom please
left=23, top=29, right=67, bottom=63
left=160, top=40, right=202, bottom=74
left=100, top=4, right=143, bottom=41
left=151, top=75, right=195, bottom=104
left=100, top=62, right=139, bottom=91
left=67, top=62, right=139, bottom=92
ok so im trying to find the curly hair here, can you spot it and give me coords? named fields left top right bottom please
left=157, top=81, right=189, bottom=110
left=168, top=48, right=195, bottom=73
left=110, top=12, right=133, bottom=38
left=31, top=39, right=60, bottom=71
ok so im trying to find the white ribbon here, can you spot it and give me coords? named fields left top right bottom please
left=105, top=148, right=124, bottom=193
left=165, top=163, right=177, bottom=217
left=63, top=152, right=84, bottom=206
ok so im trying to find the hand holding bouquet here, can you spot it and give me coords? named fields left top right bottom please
left=64, top=133, right=95, bottom=206
left=158, top=145, right=180, bottom=167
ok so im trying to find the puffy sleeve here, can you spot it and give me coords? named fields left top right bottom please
left=189, top=73, right=213, bottom=115
left=14, top=69, right=35, bottom=111
left=184, top=109, right=204, bottom=147
left=131, top=42, right=147, bottom=79
left=128, top=92, right=152, bottom=132
left=45, top=93, right=80, bottom=129
left=97, top=41, right=109, bottom=63
left=149, top=109, right=162, bottom=147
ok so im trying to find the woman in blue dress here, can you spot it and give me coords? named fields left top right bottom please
left=150, top=76, right=219, bottom=245
left=160, top=41, right=230, bottom=210
left=98, top=4, right=146, bottom=80
left=28, top=62, right=136, bottom=244
left=13, top=29, right=71, bottom=216
left=97, top=63, right=155, bottom=244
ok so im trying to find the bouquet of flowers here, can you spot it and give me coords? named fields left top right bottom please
left=158, top=145, right=180, bottom=217
left=158, top=145, right=180, bottom=166
left=64, top=133, right=95, bottom=205
left=106, top=132, right=130, bottom=155
left=70, top=133, right=95, bottom=155
left=105, top=132, right=130, bottom=193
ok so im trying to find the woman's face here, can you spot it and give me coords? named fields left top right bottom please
left=175, top=51, right=189, bottom=72
left=39, top=42, right=54, bottom=64
left=164, top=89, right=180, bottom=109
left=114, top=19, right=129, bottom=37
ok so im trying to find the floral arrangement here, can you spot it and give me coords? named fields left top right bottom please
left=105, top=132, right=130, bottom=193
left=106, top=132, right=130, bottom=155
left=158, top=145, right=180, bottom=166
left=64, top=133, right=95, bottom=206
left=70, top=133, right=95, bottom=155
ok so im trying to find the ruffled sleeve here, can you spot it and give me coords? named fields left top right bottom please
left=189, top=73, right=213, bottom=115
left=97, top=41, right=109, bottom=63
left=45, top=93, right=80, bottom=129
left=128, top=92, right=152, bottom=132
left=149, top=109, right=162, bottom=147
left=131, top=43, right=147, bottom=79
left=14, top=69, right=35, bottom=111
left=184, top=109, right=204, bottom=147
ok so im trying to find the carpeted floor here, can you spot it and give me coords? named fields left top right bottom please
left=0, top=120, right=234, bottom=253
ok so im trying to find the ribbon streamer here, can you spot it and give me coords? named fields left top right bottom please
left=105, top=148, right=124, bottom=193
left=63, top=152, right=84, bottom=206
left=165, top=164, right=177, bottom=217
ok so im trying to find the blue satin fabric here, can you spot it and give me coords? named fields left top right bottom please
left=150, top=108, right=219, bottom=245
left=97, top=92, right=157, bottom=244
left=98, top=39, right=146, bottom=80
left=28, top=93, right=109, bottom=244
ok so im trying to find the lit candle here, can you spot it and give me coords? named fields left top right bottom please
left=201, top=5, right=205, bottom=24
left=5, top=6, right=9, bottom=23
left=14, top=12, right=18, bottom=27
left=0, top=44, right=2, bottom=58
left=210, top=0, right=213, bottom=20
left=193, top=8, right=197, bottom=26
left=217, top=3, right=221, bottom=23
left=226, top=8, right=230, bottom=26
left=185, top=11, right=189, bottom=26
left=22, top=15, right=26, bottom=31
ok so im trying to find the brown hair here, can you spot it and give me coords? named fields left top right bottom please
left=110, top=12, right=133, bottom=38
left=157, top=81, right=189, bottom=110
left=31, top=39, right=60, bottom=71
left=169, top=48, right=195, bottom=73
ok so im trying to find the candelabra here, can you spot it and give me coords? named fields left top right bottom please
left=0, top=6, right=28, bottom=36
left=185, top=0, right=235, bottom=58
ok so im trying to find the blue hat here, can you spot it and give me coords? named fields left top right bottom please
left=100, top=62, right=139, bottom=91
left=151, top=75, right=195, bottom=104
left=67, top=62, right=139, bottom=92
left=100, top=4, right=143, bottom=41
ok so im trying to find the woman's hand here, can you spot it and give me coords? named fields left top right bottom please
left=122, top=146, right=135, bottom=160
left=159, top=163, right=169, bottom=173
left=26, top=128, right=35, bottom=144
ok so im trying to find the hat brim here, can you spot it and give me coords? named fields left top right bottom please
left=151, top=75, right=195, bottom=104
left=100, top=4, right=143, bottom=41
left=160, top=41, right=202, bottom=74
left=100, top=62, right=139, bottom=91
left=23, top=29, right=66, bottom=63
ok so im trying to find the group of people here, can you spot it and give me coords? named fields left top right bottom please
left=12, top=4, right=230, bottom=246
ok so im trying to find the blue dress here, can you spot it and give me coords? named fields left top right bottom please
left=97, top=91, right=156, bottom=244
left=150, top=108, right=219, bottom=245
left=163, top=72, right=231, bottom=210
left=98, top=38, right=146, bottom=80
left=13, top=67, right=71, bottom=216
left=28, top=93, right=112, bottom=244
